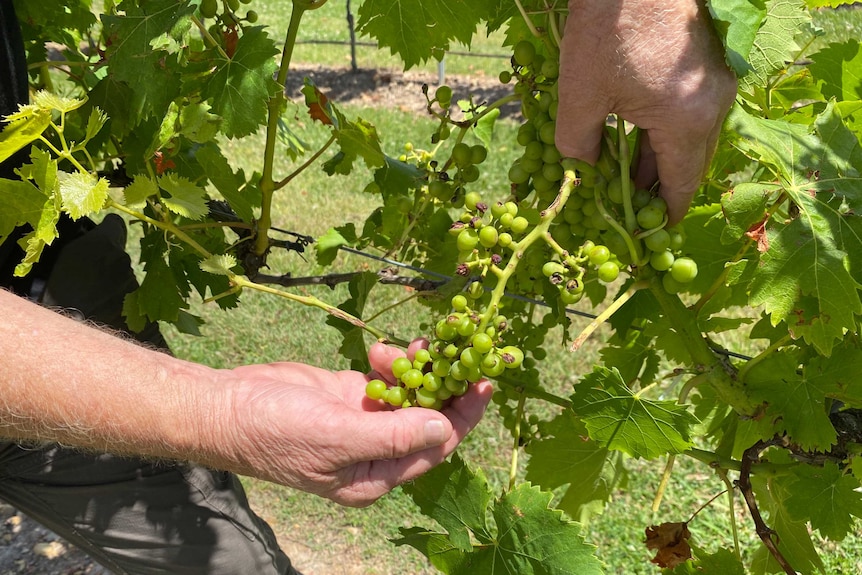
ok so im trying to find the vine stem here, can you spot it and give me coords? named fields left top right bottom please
left=594, top=183, right=641, bottom=265
left=716, top=468, right=742, bottom=560
left=514, top=0, right=542, bottom=39
left=508, top=392, right=527, bottom=491
left=274, top=134, right=336, bottom=190
left=108, top=201, right=214, bottom=259
left=230, top=275, right=409, bottom=346
left=571, top=281, right=646, bottom=351
left=617, top=120, right=638, bottom=234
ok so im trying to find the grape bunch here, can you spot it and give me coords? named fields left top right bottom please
left=365, top=293, right=525, bottom=410
left=199, top=0, right=258, bottom=26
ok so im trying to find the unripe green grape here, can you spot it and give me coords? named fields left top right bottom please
left=436, top=85, right=453, bottom=107
left=517, top=124, right=536, bottom=146
left=501, top=346, right=524, bottom=369
left=588, top=245, right=611, bottom=266
left=401, top=368, right=424, bottom=389
left=532, top=347, right=547, bottom=361
left=505, top=201, right=519, bottom=216
left=606, top=176, right=626, bottom=204
left=508, top=163, right=530, bottom=185
left=435, top=321, right=458, bottom=341
left=491, top=202, right=508, bottom=218
left=668, top=227, right=686, bottom=251
left=452, top=142, right=472, bottom=168
left=662, top=272, right=683, bottom=294
left=423, top=372, right=443, bottom=392
left=200, top=0, right=219, bottom=18
left=541, top=58, right=559, bottom=79
left=670, top=257, right=698, bottom=283
left=637, top=205, right=664, bottom=229
left=559, top=286, right=583, bottom=305
left=365, top=379, right=387, bottom=401
left=464, top=191, right=482, bottom=211
left=449, top=361, right=469, bottom=381
left=460, top=165, right=480, bottom=183
left=457, top=228, right=479, bottom=252
left=650, top=249, right=675, bottom=271
left=391, top=357, right=413, bottom=380
left=538, top=121, right=556, bottom=145
left=548, top=99, right=559, bottom=120
left=227, top=0, right=240, bottom=11
left=542, top=162, right=564, bottom=182
left=632, top=188, right=652, bottom=210
left=597, top=261, right=620, bottom=283
left=456, top=318, right=476, bottom=337
left=414, top=348, right=431, bottom=366
left=432, top=358, right=451, bottom=377
left=479, top=226, right=498, bottom=248
left=542, top=261, right=566, bottom=277
left=531, top=173, right=554, bottom=194
left=471, top=332, right=494, bottom=354
left=644, top=229, right=671, bottom=252
left=498, top=232, right=513, bottom=247
left=245, top=9, right=258, bottom=22
left=451, top=294, right=468, bottom=311
left=541, top=145, right=561, bottom=164
left=511, top=216, right=529, bottom=234
left=240, top=0, right=252, bottom=4
left=468, top=281, right=484, bottom=299
left=481, top=354, right=505, bottom=377
left=513, top=40, right=536, bottom=67
left=460, top=347, right=482, bottom=369
left=499, top=70, right=512, bottom=84
left=524, top=140, right=544, bottom=160
left=443, top=343, right=459, bottom=358
left=429, top=180, right=450, bottom=200
left=470, top=145, right=488, bottom=165
left=385, top=386, right=408, bottom=406
left=520, top=156, right=543, bottom=174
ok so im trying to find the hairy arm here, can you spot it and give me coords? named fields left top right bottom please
left=0, top=289, right=490, bottom=506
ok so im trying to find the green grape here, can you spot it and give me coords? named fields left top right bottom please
left=481, top=354, right=505, bottom=377
left=662, top=272, right=683, bottom=294
left=505, top=201, right=519, bottom=216
left=516, top=124, right=536, bottom=146
left=490, top=202, right=508, bottom=218
left=588, top=245, right=611, bottom=266
left=479, top=226, right=498, bottom=248
left=644, top=229, right=671, bottom=252
left=449, top=361, right=469, bottom=381
left=670, top=257, right=698, bottom=283
left=432, top=358, right=451, bottom=377
left=498, top=232, right=513, bottom=248
left=464, top=191, right=482, bottom=211
left=499, top=70, right=512, bottom=84
left=542, top=261, right=566, bottom=277
left=597, top=261, right=620, bottom=283
left=435, top=321, right=457, bottom=341
left=560, top=286, right=583, bottom=305
left=452, top=142, right=472, bottom=168
left=391, top=357, right=412, bottom=380
left=460, top=347, right=482, bottom=369
left=542, top=145, right=561, bottom=164
left=456, top=318, right=476, bottom=337
left=451, top=294, right=468, bottom=311
left=200, top=0, right=219, bottom=18
left=649, top=249, right=675, bottom=271
left=415, top=388, right=438, bottom=409
left=443, top=343, right=459, bottom=358
left=245, top=10, right=258, bottom=22
left=538, top=121, right=556, bottom=145
left=508, top=163, right=530, bottom=185
left=401, top=368, right=424, bottom=389
left=436, top=85, right=453, bottom=106
left=414, top=348, right=431, bottom=366
left=470, top=145, right=488, bottom=165
left=457, top=228, right=479, bottom=251
left=501, top=346, right=524, bottom=369
left=460, top=165, right=480, bottom=183
left=511, top=216, right=529, bottom=234
left=365, top=379, right=387, bottom=401
left=429, top=180, right=450, bottom=200
left=227, top=0, right=240, bottom=11
left=423, top=372, right=443, bottom=392
left=524, top=140, right=544, bottom=160
left=513, top=40, right=536, bottom=67
left=467, top=281, right=484, bottom=299
left=636, top=205, right=664, bottom=229
left=541, top=58, right=559, bottom=79
left=471, top=332, right=494, bottom=354
left=542, top=162, right=564, bottom=182
left=520, top=156, right=543, bottom=174
left=385, top=386, right=408, bottom=407
left=668, top=227, right=686, bottom=251
left=240, top=0, right=252, bottom=4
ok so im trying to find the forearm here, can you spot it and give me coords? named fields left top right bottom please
left=0, top=289, right=228, bottom=463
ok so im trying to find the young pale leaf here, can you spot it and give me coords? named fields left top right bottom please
left=123, top=175, right=159, bottom=208
left=784, top=461, right=862, bottom=540
left=195, top=26, right=280, bottom=138
left=199, top=254, right=238, bottom=276
left=84, top=107, right=109, bottom=142
left=158, top=174, right=208, bottom=220
left=0, top=109, right=52, bottom=164
left=401, top=453, right=493, bottom=551
left=525, top=410, right=613, bottom=522
left=32, top=91, right=86, bottom=114
left=572, top=366, right=698, bottom=459
left=707, top=0, right=767, bottom=75
left=316, top=227, right=351, bottom=266
left=58, top=172, right=109, bottom=220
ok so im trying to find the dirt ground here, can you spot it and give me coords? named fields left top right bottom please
left=0, top=66, right=513, bottom=575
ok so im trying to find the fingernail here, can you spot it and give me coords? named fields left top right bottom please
left=424, top=420, right=446, bottom=446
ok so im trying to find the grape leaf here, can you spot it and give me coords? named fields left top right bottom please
left=682, top=546, right=746, bottom=574
left=123, top=175, right=159, bottom=208
left=0, top=108, right=52, bottom=164
left=809, top=40, right=862, bottom=102
left=679, top=204, right=745, bottom=296
left=323, top=106, right=386, bottom=175
left=127, top=233, right=188, bottom=324
left=401, top=454, right=493, bottom=551
left=194, top=143, right=256, bottom=223
left=739, top=0, right=809, bottom=92
left=750, top=472, right=824, bottom=575
left=599, top=327, right=660, bottom=387
left=58, top=172, right=109, bottom=220
left=325, top=272, right=378, bottom=372
left=784, top=460, right=862, bottom=540
left=199, top=254, right=238, bottom=276
left=316, top=227, right=351, bottom=266
left=158, top=174, right=208, bottom=220
left=524, top=410, right=613, bottom=522
left=707, top=0, right=767, bottom=75
left=356, top=0, right=499, bottom=69
left=571, top=366, right=697, bottom=459
left=745, top=350, right=836, bottom=450
left=0, top=179, right=48, bottom=244
left=805, top=335, right=862, bottom=405
left=192, top=26, right=280, bottom=138
left=397, top=456, right=602, bottom=575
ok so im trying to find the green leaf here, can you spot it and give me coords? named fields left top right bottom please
left=58, top=172, right=109, bottom=220
left=471, top=107, right=500, bottom=148
left=194, top=143, right=257, bottom=222
left=123, top=175, right=159, bottom=208
left=599, top=327, right=660, bottom=387
left=324, top=106, right=386, bottom=175
left=525, top=410, right=612, bottom=523
left=784, top=460, right=862, bottom=540
left=739, top=0, right=809, bottom=92
left=193, top=26, right=280, bottom=138
left=356, top=0, right=494, bottom=69
left=316, top=227, right=350, bottom=266
left=325, top=272, right=378, bottom=372
left=805, top=336, right=862, bottom=405
left=571, top=367, right=698, bottom=459
left=693, top=547, right=747, bottom=574
left=0, top=108, right=52, bottom=164
left=199, top=254, right=238, bottom=276
left=0, top=179, right=48, bottom=244
left=401, top=454, right=493, bottom=551
left=707, top=0, right=767, bottom=75
left=809, top=40, right=862, bottom=102
left=158, top=174, right=209, bottom=220
left=746, top=351, right=836, bottom=450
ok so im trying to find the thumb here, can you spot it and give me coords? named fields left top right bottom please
left=347, top=407, right=454, bottom=462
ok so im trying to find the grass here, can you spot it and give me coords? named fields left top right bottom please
left=151, top=4, right=862, bottom=575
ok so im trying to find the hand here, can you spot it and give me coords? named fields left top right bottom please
left=556, top=0, right=737, bottom=224
left=219, top=341, right=492, bottom=507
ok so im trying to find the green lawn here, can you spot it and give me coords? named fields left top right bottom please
left=155, top=4, right=862, bottom=575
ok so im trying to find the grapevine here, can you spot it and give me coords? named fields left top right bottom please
left=3, top=1, right=862, bottom=574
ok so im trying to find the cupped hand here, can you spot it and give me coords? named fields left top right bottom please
left=220, top=342, right=492, bottom=507
left=556, top=0, right=737, bottom=223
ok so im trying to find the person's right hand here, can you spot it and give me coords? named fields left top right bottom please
left=555, top=0, right=737, bottom=224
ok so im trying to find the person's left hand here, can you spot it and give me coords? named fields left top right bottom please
left=214, top=341, right=492, bottom=507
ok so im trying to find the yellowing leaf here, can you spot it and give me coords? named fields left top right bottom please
left=58, top=171, right=109, bottom=220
